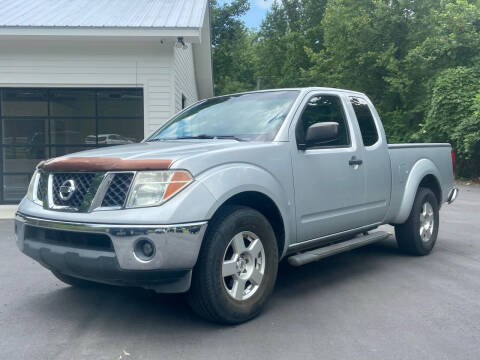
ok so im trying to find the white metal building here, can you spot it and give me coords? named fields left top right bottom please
left=0, top=0, right=213, bottom=203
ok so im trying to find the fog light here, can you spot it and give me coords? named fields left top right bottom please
left=142, top=241, right=154, bottom=257
left=134, top=238, right=156, bottom=261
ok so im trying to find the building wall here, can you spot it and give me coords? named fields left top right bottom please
left=173, top=45, right=199, bottom=113
left=0, top=38, right=179, bottom=137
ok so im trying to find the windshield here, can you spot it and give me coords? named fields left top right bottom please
left=147, top=90, right=299, bottom=142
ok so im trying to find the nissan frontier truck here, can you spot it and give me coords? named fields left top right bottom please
left=15, top=88, right=458, bottom=324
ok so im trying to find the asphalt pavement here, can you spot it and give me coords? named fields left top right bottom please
left=0, top=184, right=479, bottom=360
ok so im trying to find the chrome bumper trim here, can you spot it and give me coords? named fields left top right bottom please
left=15, top=212, right=207, bottom=233
left=447, top=187, right=458, bottom=204
left=15, top=212, right=207, bottom=271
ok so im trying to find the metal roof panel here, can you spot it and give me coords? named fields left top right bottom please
left=0, top=0, right=207, bottom=28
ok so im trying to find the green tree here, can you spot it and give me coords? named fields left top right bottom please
left=418, top=66, right=480, bottom=177
left=210, top=0, right=257, bottom=94
left=255, top=0, right=327, bottom=89
left=210, top=0, right=480, bottom=176
left=398, top=0, right=480, bottom=141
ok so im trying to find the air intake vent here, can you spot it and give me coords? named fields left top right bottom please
left=101, top=173, right=134, bottom=208
left=36, top=173, right=46, bottom=202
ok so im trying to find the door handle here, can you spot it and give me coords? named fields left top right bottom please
left=349, top=157, right=363, bottom=166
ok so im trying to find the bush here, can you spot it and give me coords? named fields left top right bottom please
left=417, top=66, right=480, bottom=177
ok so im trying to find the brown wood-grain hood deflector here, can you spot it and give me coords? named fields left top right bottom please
left=39, top=157, right=172, bottom=172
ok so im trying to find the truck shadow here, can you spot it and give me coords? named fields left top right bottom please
left=25, top=238, right=404, bottom=332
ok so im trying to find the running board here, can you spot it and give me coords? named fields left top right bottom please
left=288, top=231, right=390, bottom=267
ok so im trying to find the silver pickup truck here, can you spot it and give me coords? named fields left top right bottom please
left=15, top=88, right=458, bottom=324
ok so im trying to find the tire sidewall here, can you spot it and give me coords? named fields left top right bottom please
left=201, top=206, right=278, bottom=322
left=410, top=188, right=440, bottom=254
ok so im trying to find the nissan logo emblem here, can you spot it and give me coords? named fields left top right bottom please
left=59, top=179, right=76, bottom=201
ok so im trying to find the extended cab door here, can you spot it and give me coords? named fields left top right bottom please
left=347, top=96, right=391, bottom=225
left=290, top=93, right=367, bottom=244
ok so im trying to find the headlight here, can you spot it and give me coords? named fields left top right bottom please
left=125, top=170, right=193, bottom=208
left=26, top=170, right=42, bottom=205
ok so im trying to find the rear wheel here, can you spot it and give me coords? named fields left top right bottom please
left=395, top=187, right=439, bottom=256
left=188, top=205, right=278, bottom=324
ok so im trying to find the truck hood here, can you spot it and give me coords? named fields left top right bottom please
left=71, top=140, right=253, bottom=161
left=40, top=140, right=265, bottom=172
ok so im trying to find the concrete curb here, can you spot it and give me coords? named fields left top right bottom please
left=0, top=205, right=18, bottom=220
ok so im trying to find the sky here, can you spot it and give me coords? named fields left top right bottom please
left=219, top=0, right=274, bottom=29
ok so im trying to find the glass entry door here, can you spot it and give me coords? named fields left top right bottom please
left=0, top=88, right=144, bottom=203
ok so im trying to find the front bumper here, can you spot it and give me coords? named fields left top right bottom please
left=15, top=212, right=207, bottom=292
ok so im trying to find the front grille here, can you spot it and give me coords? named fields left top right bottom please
left=42, top=170, right=135, bottom=211
left=101, top=173, right=134, bottom=207
left=24, top=225, right=114, bottom=252
left=52, top=173, right=95, bottom=208
left=37, top=173, right=46, bottom=201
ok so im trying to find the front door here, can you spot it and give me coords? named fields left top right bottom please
left=291, top=93, right=366, bottom=243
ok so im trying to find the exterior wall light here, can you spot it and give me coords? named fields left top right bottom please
left=175, top=37, right=188, bottom=50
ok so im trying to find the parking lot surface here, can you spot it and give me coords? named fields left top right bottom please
left=1, top=184, right=479, bottom=360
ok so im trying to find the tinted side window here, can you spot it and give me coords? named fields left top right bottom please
left=350, top=97, right=378, bottom=146
left=297, top=95, right=350, bottom=147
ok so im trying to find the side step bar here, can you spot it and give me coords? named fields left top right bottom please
left=288, top=231, right=390, bottom=267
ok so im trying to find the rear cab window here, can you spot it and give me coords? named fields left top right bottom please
left=349, top=97, right=379, bottom=146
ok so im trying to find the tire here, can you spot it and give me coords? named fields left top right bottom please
left=395, top=187, right=439, bottom=256
left=188, top=205, right=278, bottom=324
left=51, top=271, right=98, bottom=287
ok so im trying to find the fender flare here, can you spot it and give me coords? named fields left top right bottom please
left=392, top=158, right=441, bottom=224
left=197, top=163, right=294, bottom=257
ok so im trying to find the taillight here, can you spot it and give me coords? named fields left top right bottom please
left=451, top=150, right=456, bottom=177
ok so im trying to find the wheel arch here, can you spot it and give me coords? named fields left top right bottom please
left=198, top=163, right=294, bottom=258
left=208, top=191, right=287, bottom=258
left=418, top=174, right=442, bottom=205
left=392, top=158, right=443, bottom=224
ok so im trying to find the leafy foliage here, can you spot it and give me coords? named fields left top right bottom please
left=210, top=0, right=257, bottom=93
left=210, top=0, right=480, bottom=177
left=418, top=66, right=480, bottom=177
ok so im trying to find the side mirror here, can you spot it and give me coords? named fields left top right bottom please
left=300, top=122, right=339, bottom=149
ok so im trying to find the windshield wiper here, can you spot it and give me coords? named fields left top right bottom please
left=176, top=134, right=215, bottom=140
left=149, top=134, right=246, bottom=142
left=211, top=135, right=246, bottom=142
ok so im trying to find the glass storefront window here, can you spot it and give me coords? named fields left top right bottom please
left=50, top=89, right=95, bottom=117
left=0, top=88, right=144, bottom=202
left=2, top=146, right=48, bottom=173
left=98, top=118, right=144, bottom=144
left=3, top=174, right=30, bottom=202
left=98, top=89, right=143, bottom=117
left=2, top=118, right=48, bottom=145
left=1, top=89, right=48, bottom=117
left=50, top=118, right=96, bottom=144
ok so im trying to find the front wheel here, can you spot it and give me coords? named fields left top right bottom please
left=188, top=205, right=278, bottom=324
left=395, top=187, right=439, bottom=256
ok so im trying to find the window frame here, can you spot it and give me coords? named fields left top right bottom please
left=295, top=93, right=352, bottom=150
left=349, top=96, right=380, bottom=148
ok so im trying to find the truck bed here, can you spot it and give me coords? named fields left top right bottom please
left=385, top=143, right=454, bottom=224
